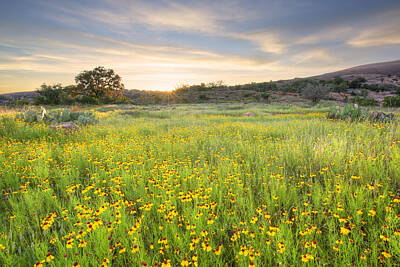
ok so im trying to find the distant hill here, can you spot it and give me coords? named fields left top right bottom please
left=0, top=91, right=38, bottom=106
left=0, top=91, right=38, bottom=98
left=313, top=60, right=400, bottom=80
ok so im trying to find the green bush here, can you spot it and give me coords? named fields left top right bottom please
left=199, top=94, right=209, bottom=101
left=260, top=92, right=270, bottom=100
left=383, top=96, right=400, bottom=107
left=349, top=77, right=367, bottom=89
left=243, top=92, right=253, bottom=98
left=333, top=76, right=345, bottom=85
left=362, top=83, right=397, bottom=92
left=77, top=95, right=101, bottom=105
left=332, top=82, right=349, bottom=93
left=302, top=84, right=331, bottom=103
left=351, top=96, right=378, bottom=106
left=34, top=84, right=75, bottom=105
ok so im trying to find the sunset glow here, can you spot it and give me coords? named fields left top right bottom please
left=1, top=0, right=399, bottom=92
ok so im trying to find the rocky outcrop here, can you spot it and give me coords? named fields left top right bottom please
left=49, top=122, right=79, bottom=132
left=242, top=112, right=255, bottom=117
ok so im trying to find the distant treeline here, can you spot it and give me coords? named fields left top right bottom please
left=2, top=66, right=400, bottom=106
left=174, top=76, right=398, bottom=94
left=123, top=76, right=400, bottom=105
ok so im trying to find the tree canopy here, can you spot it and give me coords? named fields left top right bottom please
left=74, top=66, right=125, bottom=100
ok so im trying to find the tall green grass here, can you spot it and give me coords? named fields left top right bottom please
left=0, top=104, right=399, bottom=266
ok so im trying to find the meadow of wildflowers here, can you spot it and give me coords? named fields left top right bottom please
left=0, top=104, right=399, bottom=266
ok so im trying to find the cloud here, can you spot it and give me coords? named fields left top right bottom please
left=233, top=31, right=286, bottom=54
left=40, top=0, right=283, bottom=54
left=43, top=0, right=249, bottom=35
left=347, top=10, right=400, bottom=47
left=133, top=2, right=221, bottom=33
left=347, top=26, right=400, bottom=47
left=296, top=27, right=353, bottom=45
left=292, top=49, right=337, bottom=64
left=294, top=8, right=400, bottom=48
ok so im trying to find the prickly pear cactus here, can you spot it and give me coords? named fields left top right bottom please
left=17, top=109, right=98, bottom=125
left=61, top=110, right=71, bottom=122
left=23, top=110, right=38, bottom=123
left=76, top=111, right=98, bottom=125
left=70, top=111, right=83, bottom=121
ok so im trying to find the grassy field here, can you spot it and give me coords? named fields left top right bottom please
left=0, top=104, right=399, bottom=266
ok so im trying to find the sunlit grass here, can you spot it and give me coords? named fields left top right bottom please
left=0, top=104, right=399, bottom=266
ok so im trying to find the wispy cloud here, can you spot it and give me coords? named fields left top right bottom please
left=292, top=49, right=337, bottom=64
left=296, top=27, right=353, bottom=45
left=347, top=10, right=400, bottom=47
left=42, top=0, right=248, bottom=34
left=133, top=2, right=222, bottom=33
left=349, top=31, right=400, bottom=47
left=40, top=0, right=285, bottom=54
left=233, top=31, right=286, bottom=54
left=348, top=25, right=400, bottom=47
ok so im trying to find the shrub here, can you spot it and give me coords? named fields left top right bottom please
left=260, top=92, right=270, bottom=100
left=14, top=99, right=31, bottom=107
left=35, top=84, right=68, bottom=105
left=333, top=76, right=345, bottom=85
left=290, top=78, right=317, bottom=93
left=349, top=77, right=367, bottom=89
left=302, top=84, right=331, bottom=103
left=243, top=92, right=253, bottom=98
left=199, top=94, right=209, bottom=101
left=34, top=84, right=77, bottom=105
left=332, top=82, right=349, bottom=93
left=363, top=83, right=397, bottom=92
left=383, top=96, right=400, bottom=107
left=281, top=86, right=298, bottom=93
left=77, top=95, right=101, bottom=105
left=360, top=89, right=368, bottom=97
left=351, top=96, right=378, bottom=106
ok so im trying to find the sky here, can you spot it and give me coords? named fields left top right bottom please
left=1, top=0, right=400, bottom=93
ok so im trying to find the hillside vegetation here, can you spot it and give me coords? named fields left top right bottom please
left=1, top=60, right=400, bottom=107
